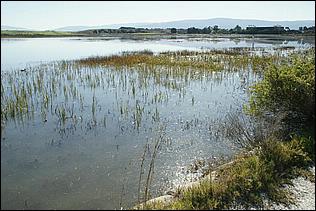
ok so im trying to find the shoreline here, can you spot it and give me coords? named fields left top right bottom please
left=134, top=157, right=315, bottom=210
left=1, top=32, right=315, bottom=39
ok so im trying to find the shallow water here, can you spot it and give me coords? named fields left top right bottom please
left=0, top=37, right=313, bottom=209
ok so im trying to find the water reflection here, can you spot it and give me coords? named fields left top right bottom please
left=2, top=36, right=313, bottom=71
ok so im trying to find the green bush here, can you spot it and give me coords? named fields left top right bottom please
left=292, top=134, right=315, bottom=162
left=259, top=138, right=311, bottom=175
left=245, top=49, right=315, bottom=125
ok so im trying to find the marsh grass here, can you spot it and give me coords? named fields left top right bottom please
left=1, top=48, right=308, bottom=138
left=1, top=47, right=309, bottom=146
left=136, top=124, right=167, bottom=205
left=76, top=48, right=284, bottom=73
left=1, top=30, right=83, bottom=38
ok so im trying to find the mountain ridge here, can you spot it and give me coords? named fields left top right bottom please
left=54, top=18, right=315, bottom=32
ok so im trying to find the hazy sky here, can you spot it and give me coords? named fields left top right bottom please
left=1, top=1, right=315, bottom=30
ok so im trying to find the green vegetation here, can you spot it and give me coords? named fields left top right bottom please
left=0, top=48, right=254, bottom=136
left=1, top=47, right=314, bottom=209
left=1, top=48, right=309, bottom=135
left=1, top=30, right=84, bottom=38
left=245, top=47, right=315, bottom=158
left=245, top=48, right=315, bottom=127
left=139, top=136, right=313, bottom=210
left=83, top=25, right=315, bottom=36
left=134, top=48, right=315, bottom=209
left=76, top=48, right=279, bottom=73
left=1, top=48, right=268, bottom=138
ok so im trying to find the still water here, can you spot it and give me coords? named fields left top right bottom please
left=1, top=36, right=313, bottom=209
left=1, top=36, right=312, bottom=71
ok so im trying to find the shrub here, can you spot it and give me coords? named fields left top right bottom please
left=259, top=138, right=311, bottom=173
left=291, top=134, right=315, bottom=162
left=245, top=49, right=315, bottom=128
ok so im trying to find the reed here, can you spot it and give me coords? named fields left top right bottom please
left=1, top=47, right=308, bottom=139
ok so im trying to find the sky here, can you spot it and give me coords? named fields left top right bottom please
left=1, top=1, right=315, bottom=30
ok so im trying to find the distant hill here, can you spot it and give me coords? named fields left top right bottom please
left=54, top=23, right=149, bottom=32
left=3, top=18, right=315, bottom=32
left=54, top=25, right=101, bottom=32
left=139, top=18, right=315, bottom=30
left=54, top=18, right=315, bottom=32
left=1, top=25, right=33, bottom=31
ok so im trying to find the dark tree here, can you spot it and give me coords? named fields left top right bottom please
left=213, top=25, right=219, bottom=33
left=202, top=27, right=211, bottom=34
left=234, top=25, right=242, bottom=33
left=187, top=27, right=199, bottom=34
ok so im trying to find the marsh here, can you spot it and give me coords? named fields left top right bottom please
left=1, top=35, right=314, bottom=209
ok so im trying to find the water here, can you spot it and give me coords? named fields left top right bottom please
left=0, top=36, right=313, bottom=209
left=1, top=37, right=198, bottom=71
left=1, top=35, right=312, bottom=71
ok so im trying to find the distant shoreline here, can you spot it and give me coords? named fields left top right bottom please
left=1, top=31, right=315, bottom=40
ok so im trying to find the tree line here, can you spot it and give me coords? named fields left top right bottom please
left=172, top=25, right=315, bottom=35
left=88, top=25, right=315, bottom=35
